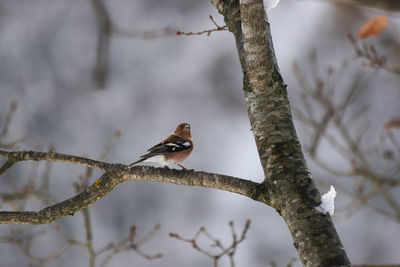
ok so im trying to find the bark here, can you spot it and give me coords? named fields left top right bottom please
left=0, top=150, right=263, bottom=224
left=210, top=0, right=351, bottom=266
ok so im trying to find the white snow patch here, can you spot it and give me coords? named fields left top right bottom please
left=315, top=185, right=336, bottom=216
left=264, top=0, right=280, bottom=12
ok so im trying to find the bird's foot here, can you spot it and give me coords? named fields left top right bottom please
left=177, top=164, right=187, bottom=171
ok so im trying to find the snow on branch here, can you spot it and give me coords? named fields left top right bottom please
left=316, top=185, right=336, bottom=216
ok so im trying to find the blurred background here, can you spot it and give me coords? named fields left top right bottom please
left=0, top=0, right=400, bottom=266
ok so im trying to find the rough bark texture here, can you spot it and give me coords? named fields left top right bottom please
left=0, top=150, right=264, bottom=224
left=210, top=0, right=351, bottom=266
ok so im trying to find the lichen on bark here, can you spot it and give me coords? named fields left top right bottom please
left=210, top=0, right=351, bottom=265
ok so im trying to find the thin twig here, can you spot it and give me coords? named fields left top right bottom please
left=0, top=102, right=25, bottom=149
left=170, top=219, right=251, bottom=267
left=99, top=224, right=162, bottom=267
left=348, top=33, right=400, bottom=76
left=177, top=15, right=227, bottom=36
left=88, top=0, right=112, bottom=88
left=294, top=51, right=400, bottom=223
left=75, top=130, right=122, bottom=267
left=114, top=26, right=177, bottom=39
left=0, top=101, right=17, bottom=140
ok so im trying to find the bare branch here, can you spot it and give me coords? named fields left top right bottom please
left=76, top=170, right=96, bottom=267
left=0, top=149, right=112, bottom=171
left=170, top=219, right=251, bottom=267
left=382, top=191, right=400, bottom=221
left=81, top=207, right=95, bottom=267
left=98, top=224, right=162, bottom=267
left=88, top=0, right=112, bottom=88
left=0, top=159, right=17, bottom=176
left=176, top=26, right=227, bottom=36
left=0, top=101, right=17, bottom=139
left=114, top=27, right=177, bottom=39
left=293, top=47, right=400, bottom=226
left=87, top=1, right=227, bottom=88
left=0, top=131, right=126, bottom=265
left=40, top=145, right=54, bottom=204
left=0, top=101, right=24, bottom=149
left=0, top=149, right=263, bottom=224
left=177, top=15, right=227, bottom=36
left=348, top=33, right=400, bottom=76
left=99, top=130, right=121, bottom=160
left=78, top=130, right=121, bottom=267
left=0, top=228, right=74, bottom=266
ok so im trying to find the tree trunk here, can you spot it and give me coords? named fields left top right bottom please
left=210, top=0, right=352, bottom=266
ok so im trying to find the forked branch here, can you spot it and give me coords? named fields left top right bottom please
left=0, top=149, right=265, bottom=224
left=170, top=219, right=251, bottom=267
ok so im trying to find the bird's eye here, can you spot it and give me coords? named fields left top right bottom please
left=179, top=123, right=190, bottom=129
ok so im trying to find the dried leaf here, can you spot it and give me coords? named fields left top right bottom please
left=115, top=129, right=122, bottom=137
left=384, top=119, right=400, bottom=130
left=358, top=15, right=387, bottom=39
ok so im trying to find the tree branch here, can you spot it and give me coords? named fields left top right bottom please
left=89, top=0, right=112, bottom=89
left=210, top=0, right=351, bottom=266
left=0, top=150, right=264, bottom=224
left=169, top=219, right=251, bottom=266
left=177, top=15, right=228, bottom=36
left=0, top=149, right=112, bottom=173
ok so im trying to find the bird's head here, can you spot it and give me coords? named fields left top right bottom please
left=174, top=122, right=191, bottom=139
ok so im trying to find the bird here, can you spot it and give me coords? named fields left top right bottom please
left=128, top=122, right=193, bottom=170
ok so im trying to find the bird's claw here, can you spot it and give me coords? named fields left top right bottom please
left=177, top=164, right=187, bottom=171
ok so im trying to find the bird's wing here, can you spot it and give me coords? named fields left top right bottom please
left=142, top=134, right=192, bottom=157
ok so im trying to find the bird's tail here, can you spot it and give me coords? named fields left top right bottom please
left=127, top=157, right=147, bottom=168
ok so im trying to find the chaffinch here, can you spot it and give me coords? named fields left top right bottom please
left=128, top=122, right=193, bottom=170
